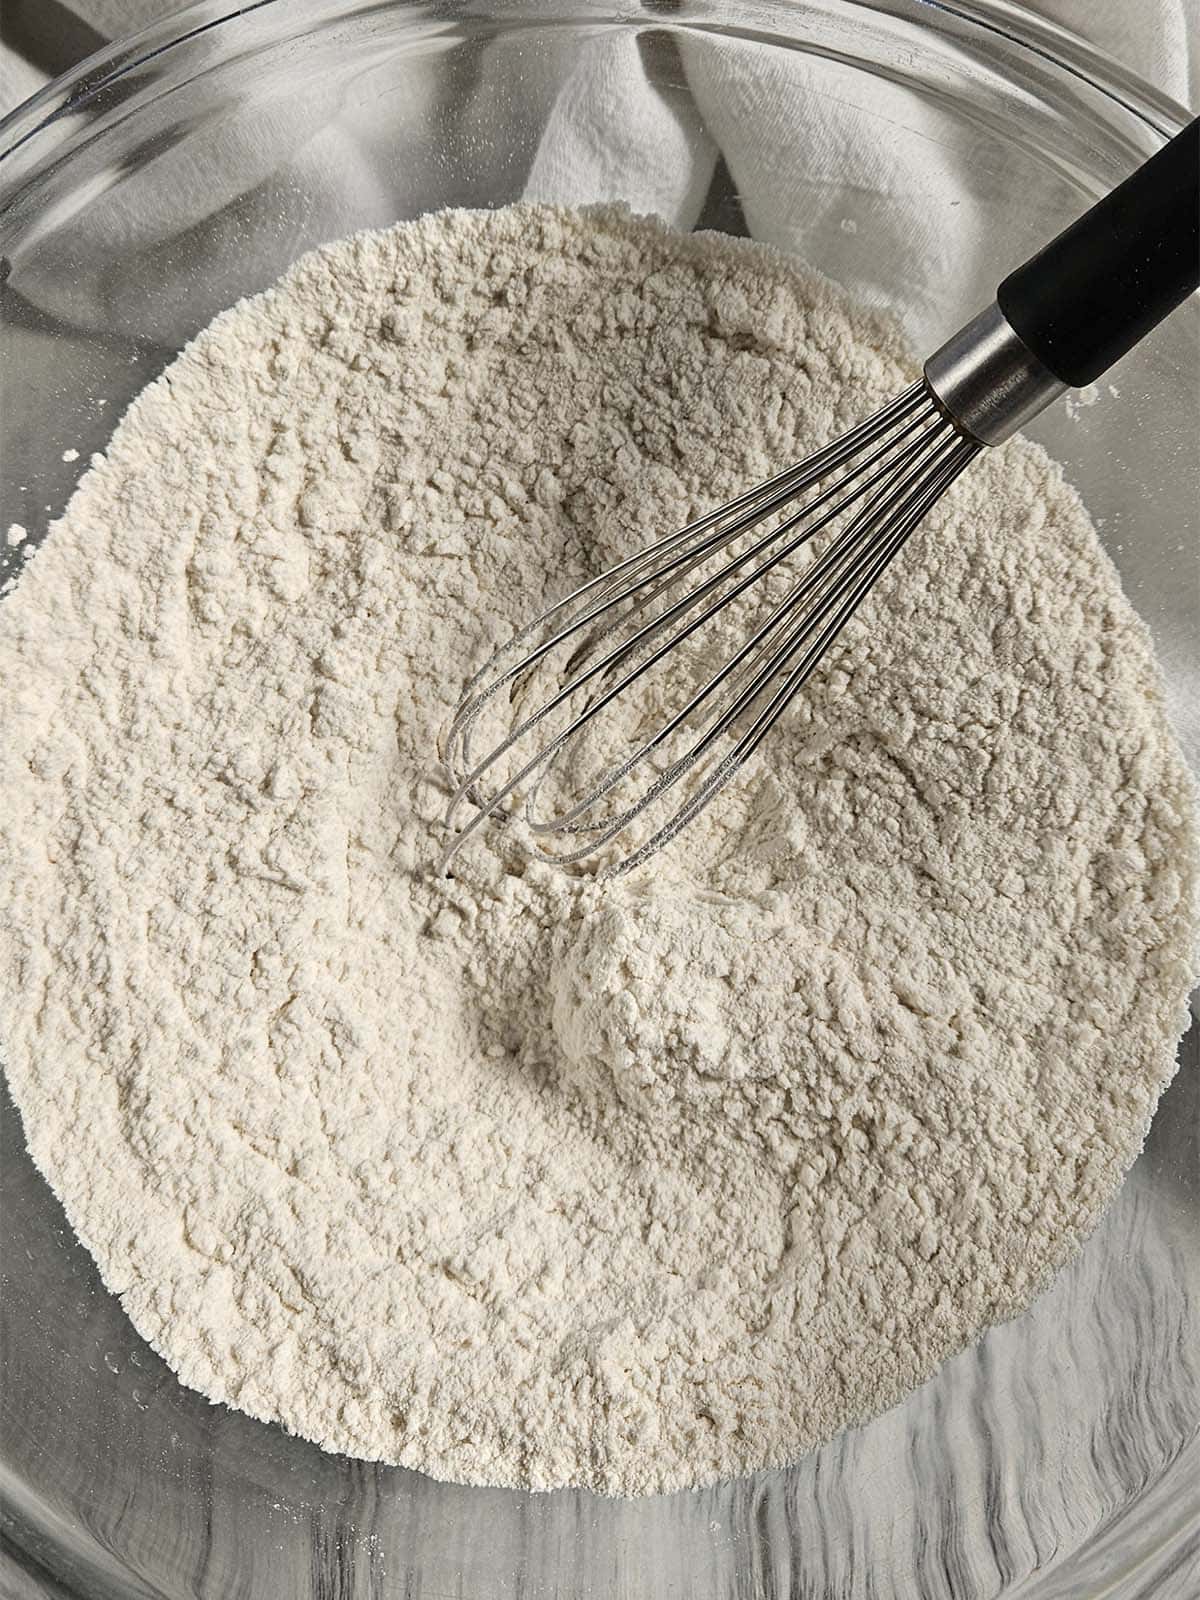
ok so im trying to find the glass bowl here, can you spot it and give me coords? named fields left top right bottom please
left=1, top=3, right=1196, bottom=1595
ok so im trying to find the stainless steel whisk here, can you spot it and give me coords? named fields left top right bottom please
left=440, top=120, right=1199, bottom=877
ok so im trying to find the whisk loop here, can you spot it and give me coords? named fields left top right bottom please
left=437, top=380, right=980, bottom=877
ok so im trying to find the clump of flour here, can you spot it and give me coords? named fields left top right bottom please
left=0, top=206, right=1196, bottom=1495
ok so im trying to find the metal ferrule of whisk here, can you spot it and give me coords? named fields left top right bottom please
left=923, top=304, right=1066, bottom=446
left=438, top=121, right=1199, bottom=877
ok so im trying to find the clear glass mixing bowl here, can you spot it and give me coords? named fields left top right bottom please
left=1, top=3, right=1197, bottom=1595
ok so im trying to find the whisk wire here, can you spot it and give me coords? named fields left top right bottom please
left=557, top=395, right=942, bottom=681
left=523, top=430, right=977, bottom=863
left=525, top=423, right=962, bottom=842
left=442, top=382, right=931, bottom=757
left=440, top=404, right=941, bottom=856
left=602, top=434, right=981, bottom=877
left=446, top=392, right=938, bottom=807
left=438, top=381, right=977, bottom=876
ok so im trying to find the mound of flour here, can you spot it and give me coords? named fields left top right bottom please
left=0, top=205, right=1196, bottom=1495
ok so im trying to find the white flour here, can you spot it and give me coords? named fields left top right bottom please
left=1, top=205, right=1197, bottom=1496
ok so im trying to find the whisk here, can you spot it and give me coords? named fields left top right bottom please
left=441, top=119, right=1199, bottom=877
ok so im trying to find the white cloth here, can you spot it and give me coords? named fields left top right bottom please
left=2, top=3, right=1194, bottom=308
left=2, top=0, right=1193, bottom=337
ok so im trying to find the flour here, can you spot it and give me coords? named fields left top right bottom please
left=0, top=205, right=1197, bottom=1496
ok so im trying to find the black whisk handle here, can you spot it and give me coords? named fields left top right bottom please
left=997, top=117, right=1199, bottom=388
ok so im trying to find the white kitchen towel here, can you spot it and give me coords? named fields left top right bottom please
left=2, top=1, right=1193, bottom=342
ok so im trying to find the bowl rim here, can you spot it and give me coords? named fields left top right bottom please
left=0, top=0, right=1194, bottom=167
